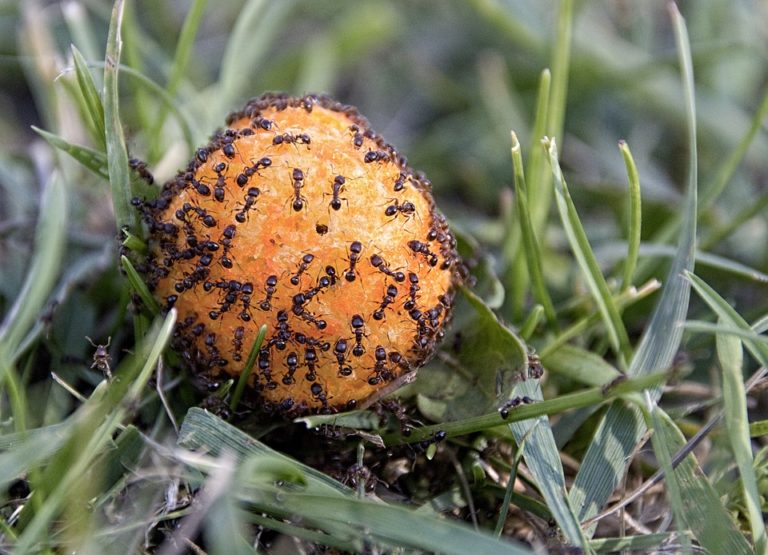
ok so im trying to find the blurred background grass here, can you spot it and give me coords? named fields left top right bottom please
left=1, top=0, right=767, bottom=552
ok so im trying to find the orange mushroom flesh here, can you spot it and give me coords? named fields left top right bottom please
left=142, top=94, right=461, bottom=415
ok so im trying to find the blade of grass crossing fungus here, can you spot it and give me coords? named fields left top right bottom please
left=104, top=0, right=140, bottom=239
left=717, top=328, right=767, bottom=553
left=569, top=5, right=699, bottom=529
left=0, top=173, right=67, bottom=370
left=545, top=137, right=631, bottom=366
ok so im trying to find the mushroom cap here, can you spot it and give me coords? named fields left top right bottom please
left=143, top=93, right=460, bottom=415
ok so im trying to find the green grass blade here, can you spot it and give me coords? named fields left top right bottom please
left=618, top=141, right=641, bottom=290
left=148, top=0, right=208, bottom=157
left=120, top=255, right=160, bottom=315
left=0, top=172, right=67, bottom=366
left=13, top=310, right=176, bottom=553
left=103, top=0, right=139, bottom=239
left=646, top=407, right=753, bottom=554
left=71, top=45, right=106, bottom=147
left=507, top=378, right=587, bottom=548
left=545, top=137, right=631, bottom=365
left=569, top=5, right=698, bottom=529
left=217, top=0, right=295, bottom=122
left=32, top=126, right=108, bottom=179
left=645, top=401, right=692, bottom=553
left=716, top=325, right=767, bottom=552
left=382, top=371, right=668, bottom=445
left=511, top=131, right=557, bottom=328
left=687, top=272, right=768, bottom=368
left=527, top=68, right=551, bottom=234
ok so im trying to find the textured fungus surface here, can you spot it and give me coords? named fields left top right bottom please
left=140, top=93, right=461, bottom=415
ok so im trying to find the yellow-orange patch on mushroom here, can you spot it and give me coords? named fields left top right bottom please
left=143, top=93, right=460, bottom=415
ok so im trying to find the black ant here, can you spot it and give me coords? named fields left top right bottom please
left=350, top=314, right=365, bottom=356
left=348, top=124, right=364, bottom=149
left=498, top=396, right=534, bottom=419
left=175, top=202, right=216, bottom=228
left=259, top=275, right=278, bottom=310
left=334, top=338, right=351, bottom=376
left=273, top=132, right=311, bottom=146
left=236, top=157, right=272, bottom=187
left=370, top=344, right=393, bottom=385
left=369, top=253, right=405, bottom=282
left=291, top=253, right=315, bottom=285
left=232, top=326, right=245, bottom=362
left=404, top=272, right=420, bottom=310
left=129, top=158, right=155, bottom=185
left=239, top=282, right=254, bottom=321
left=304, top=347, right=318, bottom=381
left=291, top=168, right=306, bottom=211
left=373, top=284, right=398, bottom=320
left=384, top=199, right=416, bottom=220
left=235, top=186, right=260, bottom=223
left=344, top=241, right=363, bottom=282
left=407, top=240, right=439, bottom=267
left=284, top=352, right=298, bottom=385
left=329, top=175, right=347, bottom=211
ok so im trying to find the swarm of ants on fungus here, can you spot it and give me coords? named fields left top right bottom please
left=136, top=93, right=463, bottom=416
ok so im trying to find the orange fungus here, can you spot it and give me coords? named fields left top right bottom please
left=141, top=93, right=462, bottom=415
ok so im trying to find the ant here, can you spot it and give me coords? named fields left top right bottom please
left=404, top=272, right=420, bottom=310
left=304, top=347, right=318, bottom=381
left=498, top=396, right=534, bottom=419
left=232, top=326, right=245, bottom=362
left=291, top=253, right=315, bottom=285
left=344, top=241, right=363, bottom=282
left=407, top=240, right=439, bottom=267
left=273, top=132, right=311, bottom=146
left=328, top=175, right=347, bottom=211
left=86, top=336, right=112, bottom=379
left=384, top=199, right=416, bottom=220
left=259, top=275, right=278, bottom=310
left=235, top=186, right=260, bottom=223
left=350, top=314, right=366, bottom=356
left=348, top=124, right=364, bottom=148
left=373, top=284, right=398, bottom=320
left=283, top=352, right=298, bottom=385
left=291, top=168, right=306, bottom=211
left=334, top=338, right=352, bottom=376
left=236, top=157, right=272, bottom=187
left=369, top=253, right=405, bottom=283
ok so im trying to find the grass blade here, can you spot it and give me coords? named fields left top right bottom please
left=545, top=137, right=631, bottom=365
left=645, top=406, right=753, bottom=554
left=618, top=141, right=641, bottom=290
left=148, top=0, right=208, bottom=158
left=120, top=255, right=160, bottom=315
left=103, top=0, right=139, bottom=238
left=569, top=5, right=698, bottom=529
left=0, top=172, right=67, bottom=366
left=71, top=45, right=105, bottom=147
left=508, top=378, right=586, bottom=548
left=511, top=132, right=557, bottom=328
left=31, top=126, right=109, bottom=180
left=13, top=310, right=176, bottom=553
left=217, top=0, right=295, bottom=123
left=716, top=325, right=766, bottom=552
